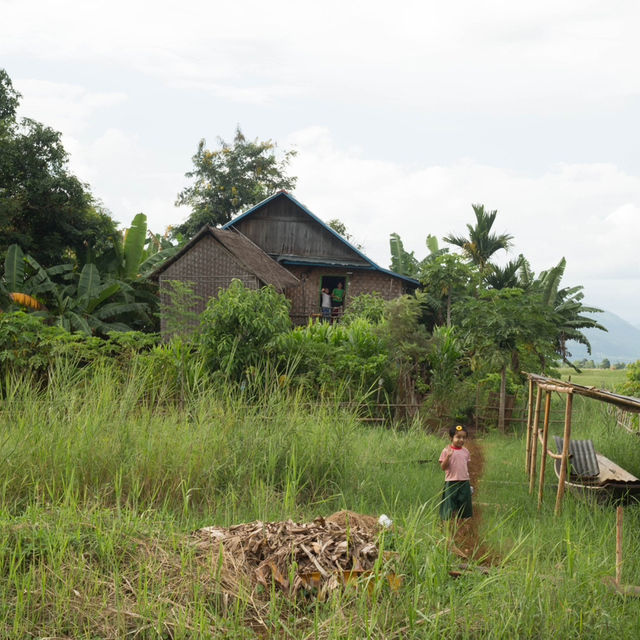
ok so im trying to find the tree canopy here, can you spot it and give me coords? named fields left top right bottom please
left=174, top=127, right=297, bottom=239
left=0, top=69, right=117, bottom=268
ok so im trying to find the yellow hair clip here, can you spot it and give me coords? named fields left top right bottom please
left=456, top=425, right=463, bottom=431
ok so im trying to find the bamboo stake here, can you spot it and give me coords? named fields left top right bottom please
left=525, top=378, right=534, bottom=475
left=616, top=506, right=623, bottom=585
left=554, top=391, right=573, bottom=516
left=529, top=386, right=542, bottom=494
left=537, top=391, right=552, bottom=510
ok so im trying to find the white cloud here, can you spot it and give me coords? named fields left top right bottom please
left=16, top=79, right=127, bottom=136
left=287, top=127, right=640, bottom=320
left=3, top=1, right=640, bottom=110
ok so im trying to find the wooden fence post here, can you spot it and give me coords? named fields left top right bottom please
left=537, top=390, right=552, bottom=510
left=554, top=391, right=573, bottom=516
left=525, top=378, right=534, bottom=475
left=529, top=386, right=542, bottom=494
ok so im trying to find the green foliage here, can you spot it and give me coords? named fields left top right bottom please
left=419, top=253, right=477, bottom=329
left=275, top=317, right=389, bottom=392
left=199, top=280, right=292, bottom=379
left=522, top=257, right=606, bottom=366
left=174, top=126, right=297, bottom=238
left=379, top=295, right=431, bottom=400
left=389, top=232, right=419, bottom=277
left=443, top=203, right=513, bottom=271
left=455, top=288, right=557, bottom=373
left=618, top=359, right=640, bottom=397
left=342, top=292, right=387, bottom=325
left=0, top=311, right=158, bottom=378
left=424, top=325, right=471, bottom=419
left=95, top=212, right=179, bottom=279
left=158, top=279, right=203, bottom=338
left=1, top=244, right=152, bottom=334
left=326, top=218, right=363, bottom=250
left=0, top=69, right=117, bottom=267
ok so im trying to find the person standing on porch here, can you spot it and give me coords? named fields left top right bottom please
left=321, top=287, right=332, bottom=322
left=331, top=281, right=345, bottom=315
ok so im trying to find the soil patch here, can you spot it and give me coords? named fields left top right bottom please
left=451, top=436, right=500, bottom=565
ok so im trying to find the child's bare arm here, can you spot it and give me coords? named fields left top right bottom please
left=439, top=448, right=452, bottom=470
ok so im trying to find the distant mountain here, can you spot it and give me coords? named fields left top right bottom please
left=565, top=310, right=640, bottom=364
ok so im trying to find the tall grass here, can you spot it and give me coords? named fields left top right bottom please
left=1, top=358, right=639, bottom=638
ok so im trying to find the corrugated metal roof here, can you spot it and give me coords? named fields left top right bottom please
left=553, top=437, right=600, bottom=479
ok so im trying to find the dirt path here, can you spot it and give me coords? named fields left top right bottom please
left=451, top=435, right=499, bottom=565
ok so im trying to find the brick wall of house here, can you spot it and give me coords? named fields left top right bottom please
left=284, top=266, right=407, bottom=324
left=158, top=234, right=259, bottom=334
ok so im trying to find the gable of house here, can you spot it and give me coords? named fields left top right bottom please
left=222, top=192, right=371, bottom=267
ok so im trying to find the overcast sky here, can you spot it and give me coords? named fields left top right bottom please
left=2, top=0, right=639, bottom=325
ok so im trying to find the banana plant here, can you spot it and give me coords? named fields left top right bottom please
left=95, top=213, right=179, bottom=281
left=1, top=245, right=149, bottom=334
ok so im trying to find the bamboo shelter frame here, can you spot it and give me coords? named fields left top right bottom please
left=524, top=373, right=640, bottom=516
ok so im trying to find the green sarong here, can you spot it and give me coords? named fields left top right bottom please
left=439, top=480, right=472, bottom=520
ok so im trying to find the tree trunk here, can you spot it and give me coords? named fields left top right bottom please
left=498, top=364, right=507, bottom=431
left=446, top=294, right=451, bottom=327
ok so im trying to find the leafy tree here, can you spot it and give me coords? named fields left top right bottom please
left=600, top=358, right=611, bottom=369
left=174, top=127, right=297, bottom=238
left=456, top=288, right=556, bottom=430
left=326, top=218, right=363, bottom=250
left=0, top=69, right=117, bottom=267
left=199, top=280, right=292, bottom=379
left=419, top=253, right=476, bottom=328
left=444, top=203, right=513, bottom=271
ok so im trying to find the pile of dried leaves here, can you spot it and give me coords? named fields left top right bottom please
left=193, top=510, right=385, bottom=596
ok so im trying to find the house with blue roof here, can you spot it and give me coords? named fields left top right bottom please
left=153, top=191, right=418, bottom=328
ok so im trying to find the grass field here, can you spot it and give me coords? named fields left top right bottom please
left=556, top=367, right=628, bottom=391
left=1, top=363, right=639, bottom=638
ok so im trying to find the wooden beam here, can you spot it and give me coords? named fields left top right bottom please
left=537, top=383, right=572, bottom=394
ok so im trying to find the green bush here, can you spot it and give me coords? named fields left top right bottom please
left=618, top=359, right=640, bottom=396
left=0, top=311, right=159, bottom=381
left=274, top=317, right=389, bottom=392
left=199, top=280, right=292, bottom=379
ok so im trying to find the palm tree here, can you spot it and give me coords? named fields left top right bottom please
left=484, top=255, right=525, bottom=290
left=444, top=204, right=513, bottom=271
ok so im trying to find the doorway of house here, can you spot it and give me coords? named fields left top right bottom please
left=320, top=276, right=347, bottom=319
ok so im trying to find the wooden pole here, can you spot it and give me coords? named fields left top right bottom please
left=616, top=506, right=623, bottom=585
left=554, top=391, right=573, bottom=516
left=529, top=386, right=542, bottom=494
left=525, top=378, right=534, bottom=475
left=537, top=390, right=552, bottom=510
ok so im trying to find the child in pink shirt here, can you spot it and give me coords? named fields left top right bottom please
left=438, top=425, right=472, bottom=520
